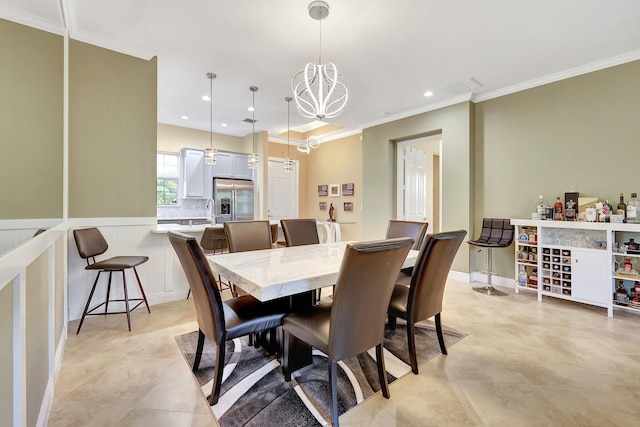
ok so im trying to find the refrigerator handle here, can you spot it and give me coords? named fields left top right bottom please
left=232, top=189, right=237, bottom=222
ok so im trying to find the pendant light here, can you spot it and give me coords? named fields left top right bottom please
left=283, top=97, right=294, bottom=173
left=204, top=72, right=217, bottom=165
left=248, top=86, right=259, bottom=170
left=291, top=1, right=348, bottom=119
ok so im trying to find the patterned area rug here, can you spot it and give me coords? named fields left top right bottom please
left=175, top=321, right=466, bottom=426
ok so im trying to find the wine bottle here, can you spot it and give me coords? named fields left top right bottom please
left=617, top=193, right=627, bottom=222
left=536, top=195, right=546, bottom=220
left=553, top=196, right=564, bottom=221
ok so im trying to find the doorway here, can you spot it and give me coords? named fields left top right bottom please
left=396, top=135, right=442, bottom=234
left=267, top=158, right=299, bottom=220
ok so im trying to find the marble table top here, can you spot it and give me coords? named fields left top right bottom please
left=207, top=241, right=419, bottom=301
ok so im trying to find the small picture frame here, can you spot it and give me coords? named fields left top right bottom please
left=342, top=183, right=354, bottom=196
left=318, top=185, right=328, bottom=197
left=319, top=201, right=327, bottom=211
left=344, top=202, right=353, bottom=212
left=329, top=184, right=340, bottom=197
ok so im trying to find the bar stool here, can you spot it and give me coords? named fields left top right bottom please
left=467, top=218, right=514, bottom=296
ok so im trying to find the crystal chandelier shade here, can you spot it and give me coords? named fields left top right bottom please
left=204, top=72, right=217, bottom=165
left=291, top=1, right=348, bottom=120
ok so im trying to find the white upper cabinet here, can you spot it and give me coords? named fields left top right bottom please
left=211, top=152, right=252, bottom=180
left=181, top=148, right=205, bottom=197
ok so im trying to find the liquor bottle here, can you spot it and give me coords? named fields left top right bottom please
left=518, top=265, right=527, bottom=286
left=617, top=193, right=627, bottom=222
left=536, top=195, right=546, bottom=220
left=553, top=196, right=564, bottom=220
left=627, top=192, right=639, bottom=223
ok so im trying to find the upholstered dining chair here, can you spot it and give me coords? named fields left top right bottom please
left=223, top=220, right=273, bottom=253
left=73, top=227, right=150, bottom=334
left=270, top=222, right=280, bottom=248
left=281, top=218, right=320, bottom=247
left=386, top=220, right=429, bottom=286
left=282, top=237, right=414, bottom=427
left=387, top=229, right=467, bottom=374
left=223, top=220, right=273, bottom=297
left=168, top=231, right=289, bottom=406
left=386, top=220, right=429, bottom=250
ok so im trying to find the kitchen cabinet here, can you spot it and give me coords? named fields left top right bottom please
left=211, top=152, right=252, bottom=180
left=181, top=148, right=205, bottom=198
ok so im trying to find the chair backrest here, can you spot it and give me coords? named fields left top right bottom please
left=386, top=220, right=429, bottom=250
left=73, top=227, right=109, bottom=261
left=223, top=220, right=273, bottom=253
left=408, top=230, right=467, bottom=323
left=281, top=218, right=320, bottom=247
left=330, top=237, right=414, bottom=361
left=473, top=218, right=513, bottom=247
left=169, top=231, right=226, bottom=344
left=200, top=227, right=227, bottom=252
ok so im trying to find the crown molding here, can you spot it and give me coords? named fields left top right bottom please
left=70, top=30, right=155, bottom=60
left=0, top=7, right=64, bottom=35
left=475, top=50, right=640, bottom=102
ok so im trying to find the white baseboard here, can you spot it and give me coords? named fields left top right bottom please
left=468, top=271, right=515, bottom=288
left=147, top=289, right=191, bottom=306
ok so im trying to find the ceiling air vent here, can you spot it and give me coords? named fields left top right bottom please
left=243, top=118, right=257, bottom=123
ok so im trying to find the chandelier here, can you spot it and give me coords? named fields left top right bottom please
left=204, top=72, right=217, bottom=165
left=297, top=135, right=320, bottom=154
left=284, top=97, right=294, bottom=172
left=248, top=86, right=259, bottom=170
left=291, top=1, right=348, bottom=120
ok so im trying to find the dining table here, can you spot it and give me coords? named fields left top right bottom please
left=207, top=240, right=419, bottom=373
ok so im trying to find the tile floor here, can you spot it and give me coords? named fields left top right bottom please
left=49, top=281, right=640, bottom=426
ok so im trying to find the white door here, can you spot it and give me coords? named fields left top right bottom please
left=268, top=158, right=299, bottom=220
left=404, top=146, right=426, bottom=221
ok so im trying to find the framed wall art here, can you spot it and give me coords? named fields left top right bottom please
left=318, top=184, right=328, bottom=196
left=344, top=202, right=353, bottom=212
left=319, top=201, right=327, bottom=211
left=329, top=184, right=340, bottom=197
left=342, top=183, right=354, bottom=196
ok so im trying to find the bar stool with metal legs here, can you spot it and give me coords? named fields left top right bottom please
left=467, top=218, right=514, bottom=296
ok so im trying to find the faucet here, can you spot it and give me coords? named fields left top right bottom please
left=206, top=198, right=216, bottom=224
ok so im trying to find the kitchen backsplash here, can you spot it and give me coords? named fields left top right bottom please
left=157, top=198, right=209, bottom=219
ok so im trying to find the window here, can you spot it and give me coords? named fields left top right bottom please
left=157, top=152, right=179, bottom=205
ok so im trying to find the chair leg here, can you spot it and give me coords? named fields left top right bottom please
left=76, top=271, right=102, bottom=334
left=132, top=267, right=151, bottom=312
left=435, top=313, right=447, bottom=355
left=375, top=343, right=390, bottom=398
left=122, top=270, right=132, bottom=332
left=186, top=289, right=191, bottom=299
left=282, top=330, right=292, bottom=381
left=329, top=360, right=340, bottom=427
left=104, top=271, right=113, bottom=314
left=208, top=342, right=226, bottom=405
left=407, top=321, right=418, bottom=374
left=388, top=314, right=397, bottom=330
left=193, top=329, right=205, bottom=372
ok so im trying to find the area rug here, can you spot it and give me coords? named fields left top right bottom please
left=175, top=321, right=466, bottom=426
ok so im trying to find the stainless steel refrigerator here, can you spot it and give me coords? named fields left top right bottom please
left=213, top=178, right=254, bottom=224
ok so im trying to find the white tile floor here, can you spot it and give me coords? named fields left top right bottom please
left=49, top=280, right=640, bottom=426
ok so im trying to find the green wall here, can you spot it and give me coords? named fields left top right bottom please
left=69, top=40, right=157, bottom=218
left=475, top=59, right=640, bottom=278
left=362, top=102, right=473, bottom=273
left=0, top=19, right=63, bottom=220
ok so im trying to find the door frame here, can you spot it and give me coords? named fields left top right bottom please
left=396, top=135, right=442, bottom=233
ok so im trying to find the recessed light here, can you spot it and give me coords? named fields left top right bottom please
left=221, top=123, right=228, bottom=127
left=424, top=90, right=434, bottom=97
left=180, top=115, right=189, bottom=120
left=248, top=106, right=255, bottom=112
left=380, top=112, right=389, bottom=116
left=202, top=95, right=211, bottom=101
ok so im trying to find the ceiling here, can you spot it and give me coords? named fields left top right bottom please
left=3, top=0, right=640, bottom=140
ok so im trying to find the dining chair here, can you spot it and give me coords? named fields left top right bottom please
left=386, top=220, right=429, bottom=286
left=281, top=218, right=320, bottom=247
left=223, top=220, right=273, bottom=253
left=168, top=231, right=289, bottom=405
left=270, top=222, right=280, bottom=248
left=388, top=229, right=467, bottom=374
left=73, top=227, right=150, bottom=334
left=282, top=237, right=414, bottom=427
